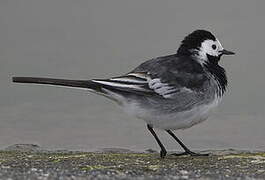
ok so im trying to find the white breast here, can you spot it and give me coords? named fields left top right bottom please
left=122, top=95, right=221, bottom=130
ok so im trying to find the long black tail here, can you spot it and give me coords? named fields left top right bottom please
left=12, top=77, right=101, bottom=91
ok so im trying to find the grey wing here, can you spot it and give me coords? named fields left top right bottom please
left=91, top=71, right=205, bottom=99
left=91, top=72, right=154, bottom=95
left=91, top=54, right=208, bottom=100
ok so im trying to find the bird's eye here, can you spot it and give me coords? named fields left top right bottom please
left=212, top=44, right=217, bottom=50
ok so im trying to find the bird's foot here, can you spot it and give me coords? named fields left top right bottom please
left=160, top=149, right=167, bottom=158
left=171, top=151, right=209, bottom=157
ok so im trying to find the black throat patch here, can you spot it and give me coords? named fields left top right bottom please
left=204, top=54, right=227, bottom=96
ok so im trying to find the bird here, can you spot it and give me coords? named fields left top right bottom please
left=12, top=29, right=235, bottom=158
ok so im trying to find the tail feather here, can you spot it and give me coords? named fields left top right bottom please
left=12, top=77, right=101, bottom=91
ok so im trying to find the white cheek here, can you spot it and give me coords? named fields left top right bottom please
left=216, top=39, right=224, bottom=51
left=201, top=43, right=218, bottom=56
left=193, top=39, right=224, bottom=64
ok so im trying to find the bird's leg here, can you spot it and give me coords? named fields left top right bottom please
left=147, top=124, right=167, bottom=158
left=166, top=130, right=209, bottom=156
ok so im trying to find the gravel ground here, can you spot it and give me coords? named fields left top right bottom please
left=0, top=144, right=264, bottom=180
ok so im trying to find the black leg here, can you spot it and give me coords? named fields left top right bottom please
left=147, top=124, right=167, bottom=158
left=166, top=130, right=209, bottom=156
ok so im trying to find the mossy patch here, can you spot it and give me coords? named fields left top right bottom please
left=219, top=153, right=265, bottom=164
left=80, top=165, right=107, bottom=171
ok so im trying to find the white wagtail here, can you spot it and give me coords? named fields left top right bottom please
left=13, top=30, right=235, bottom=158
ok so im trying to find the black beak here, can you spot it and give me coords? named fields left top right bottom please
left=220, top=49, right=235, bottom=55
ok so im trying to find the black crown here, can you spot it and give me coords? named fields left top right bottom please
left=177, top=30, right=216, bottom=56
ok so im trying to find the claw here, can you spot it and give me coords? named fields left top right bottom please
left=160, top=150, right=167, bottom=158
left=171, top=151, right=209, bottom=157
left=189, top=152, right=209, bottom=156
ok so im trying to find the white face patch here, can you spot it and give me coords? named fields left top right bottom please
left=193, top=38, right=224, bottom=64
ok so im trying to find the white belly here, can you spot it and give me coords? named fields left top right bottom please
left=122, top=97, right=221, bottom=130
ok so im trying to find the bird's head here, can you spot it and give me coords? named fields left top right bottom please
left=177, top=30, right=235, bottom=65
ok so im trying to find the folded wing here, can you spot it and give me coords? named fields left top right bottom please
left=92, top=72, right=197, bottom=99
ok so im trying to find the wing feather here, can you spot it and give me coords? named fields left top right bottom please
left=92, top=72, right=195, bottom=99
left=91, top=72, right=152, bottom=93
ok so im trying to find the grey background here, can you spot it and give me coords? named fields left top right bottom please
left=0, top=0, right=264, bottom=151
